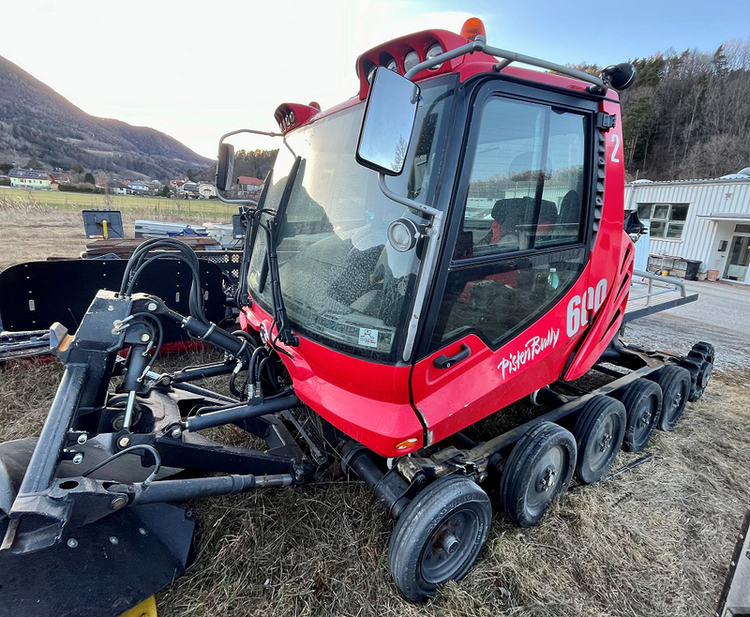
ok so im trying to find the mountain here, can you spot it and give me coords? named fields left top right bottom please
left=0, top=54, right=212, bottom=180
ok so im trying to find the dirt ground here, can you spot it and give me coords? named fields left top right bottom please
left=0, top=201, right=748, bottom=616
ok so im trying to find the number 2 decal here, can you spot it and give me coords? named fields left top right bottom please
left=611, top=134, right=620, bottom=163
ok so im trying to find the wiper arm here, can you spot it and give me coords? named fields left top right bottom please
left=258, top=156, right=302, bottom=294
left=259, top=216, right=299, bottom=347
left=258, top=156, right=303, bottom=347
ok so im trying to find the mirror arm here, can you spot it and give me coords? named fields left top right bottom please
left=219, top=127, right=280, bottom=141
left=218, top=128, right=296, bottom=158
left=215, top=192, right=259, bottom=206
left=377, top=173, right=440, bottom=218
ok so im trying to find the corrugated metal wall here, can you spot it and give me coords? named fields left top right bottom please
left=624, top=179, right=750, bottom=264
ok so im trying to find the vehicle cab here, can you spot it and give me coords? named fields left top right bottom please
left=225, top=19, right=637, bottom=457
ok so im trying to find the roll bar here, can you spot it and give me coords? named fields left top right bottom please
left=404, top=37, right=608, bottom=93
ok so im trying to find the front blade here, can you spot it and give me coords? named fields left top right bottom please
left=0, top=502, right=196, bottom=617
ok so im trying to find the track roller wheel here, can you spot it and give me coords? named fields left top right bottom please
left=500, top=421, right=576, bottom=527
left=572, top=396, right=626, bottom=484
left=648, top=366, right=692, bottom=431
left=615, top=379, right=662, bottom=452
left=388, top=475, right=491, bottom=602
left=689, top=341, right=715, bottom=363
left=682, top=341, right=714, bottom=402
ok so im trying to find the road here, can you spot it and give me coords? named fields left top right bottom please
left=624, top=280, right=750, bottom=375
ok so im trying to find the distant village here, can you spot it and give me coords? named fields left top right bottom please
left=0, top=167, right=264, bottom=200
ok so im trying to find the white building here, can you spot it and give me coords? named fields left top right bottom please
left=198, top=183, right=216, bottom=199
left=127, top=180, right=150, bottom=194
left=624, top=170, right=750, bottom=284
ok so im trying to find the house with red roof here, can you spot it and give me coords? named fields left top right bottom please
left=236, top=176, right=263, bottom=198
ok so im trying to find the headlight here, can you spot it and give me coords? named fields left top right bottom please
left=388, top=218, right=422, bottom=252
left=403, top=50, right=420, bottom=73
left=426, top=43, right=444, bottom=69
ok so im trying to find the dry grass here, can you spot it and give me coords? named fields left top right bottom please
left=0, top=192, right=230, bottom=272
left=1, top=352, right=747, bottom=617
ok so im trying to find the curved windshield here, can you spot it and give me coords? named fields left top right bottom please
left=247, top=76, right=455, bottom=361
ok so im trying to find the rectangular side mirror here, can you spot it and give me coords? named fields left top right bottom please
left=216, top=143, right=235, bottom=191
left=356, top=67, right=420, bottom=176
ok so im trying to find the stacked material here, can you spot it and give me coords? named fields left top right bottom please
left=134, top=220, right=208, bottom=238
left=86, top=237, right=219, bottom=258
left=203, top=223, right=239, bottom=248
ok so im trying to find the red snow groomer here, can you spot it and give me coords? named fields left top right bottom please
left=0, top=18, right=713, bottom=614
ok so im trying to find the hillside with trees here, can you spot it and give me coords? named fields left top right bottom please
left=577, top=41, right=749, bottom=180
left=0, top=54, right=211, bottom=181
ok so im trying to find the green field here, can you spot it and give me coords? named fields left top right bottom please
left=0, top=187, right=235, bottom=221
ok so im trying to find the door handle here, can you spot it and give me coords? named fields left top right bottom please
left=433, top=343, right=471, bottom=369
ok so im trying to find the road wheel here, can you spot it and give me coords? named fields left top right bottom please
left=648, top=366, right=692, bottom=431
left=388, top=475, right=491, bottom=602
left=616, top=379, right=662, bottom=452
left=500, top=422, right=576, bottom=527
left=572, top=396, right=626, bottom=484
left=682, top=341, right=715, bottom=402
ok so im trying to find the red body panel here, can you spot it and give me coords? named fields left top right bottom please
left=411, top=265, right=592, bottom=445
left=355, top=30, right=496, bottom=99
left=565, top=98, right=631, bottom=379
left=240, top=305, right=423, bottom=457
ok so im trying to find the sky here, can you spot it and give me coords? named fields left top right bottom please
left=0, top=0, right=747, bottom=162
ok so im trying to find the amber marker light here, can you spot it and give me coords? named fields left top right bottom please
left=460, top=17, right=486, bottom=41
left=395, top=438, right=419, bottom=450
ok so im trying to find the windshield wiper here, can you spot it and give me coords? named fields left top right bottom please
left=258, top=156, right=302, bottom=295
left=257, top=156, right=303, bottom=347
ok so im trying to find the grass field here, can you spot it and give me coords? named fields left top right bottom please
left=0, top=201, right=748, bottom=617
left=0, top=186, right=238, bottom=220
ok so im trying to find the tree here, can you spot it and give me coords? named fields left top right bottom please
left=70, top=163, right=84, bottom=174
left=713, top=45, right=730, bottom=76
left=160, top=185, right=171, bottom=197
left=24, top=157, right=42, bottom=169
left=84, top=172, right=95, bottom=184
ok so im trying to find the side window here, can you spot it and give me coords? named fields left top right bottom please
left=431, top=96, right=589, bottom=352
left=462, top=99, right=586, bottom=257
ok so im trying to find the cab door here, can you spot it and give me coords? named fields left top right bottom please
left=410, top=82, right=599, bottom=445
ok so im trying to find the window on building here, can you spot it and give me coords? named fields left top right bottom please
left=735, top=224, right=750, bottom=234
left=637, top=203, right=688, bottom=239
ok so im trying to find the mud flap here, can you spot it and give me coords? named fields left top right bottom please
left=0, top=502, right=196, bottom=617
